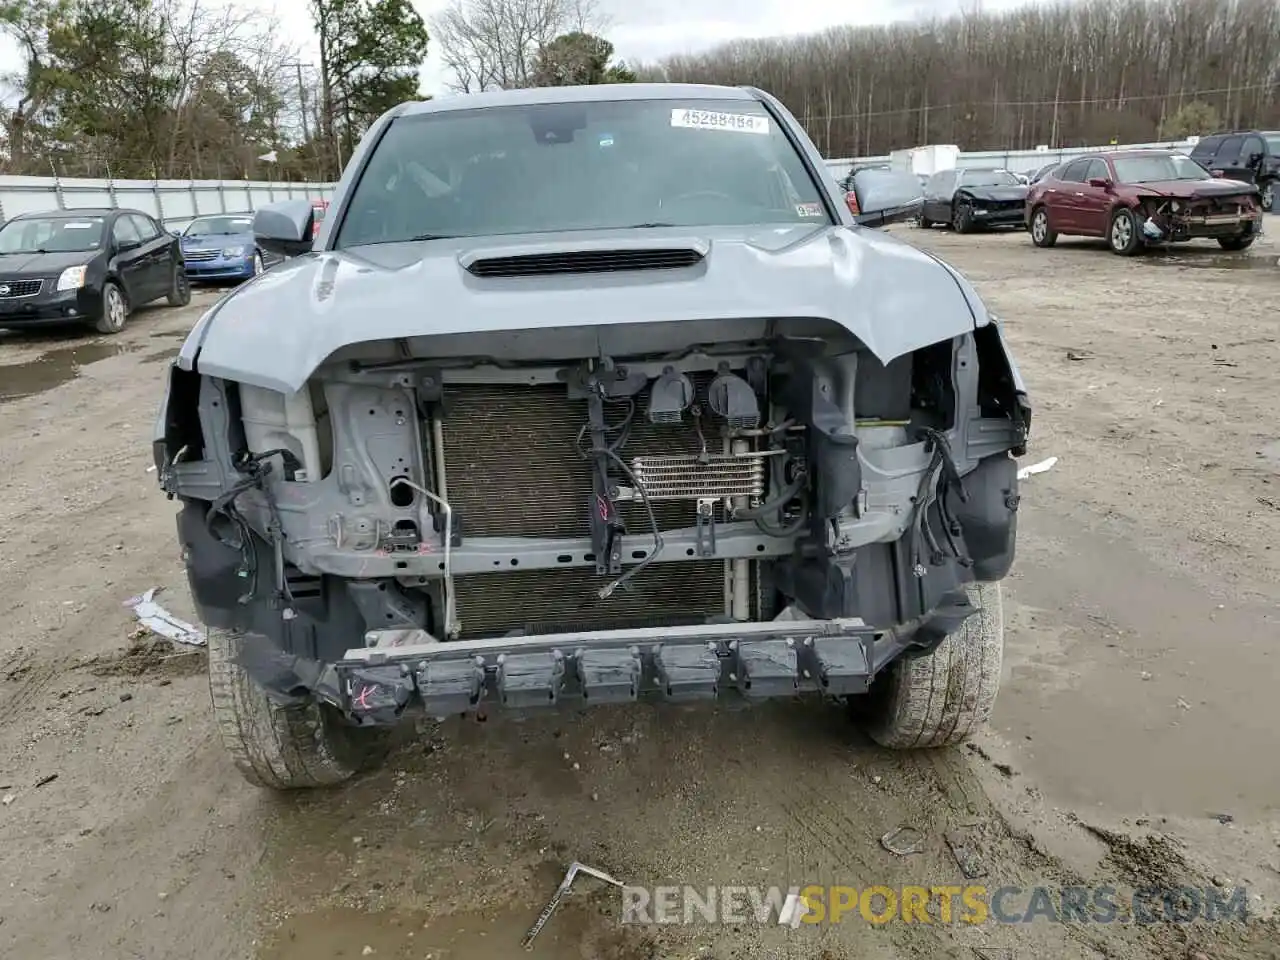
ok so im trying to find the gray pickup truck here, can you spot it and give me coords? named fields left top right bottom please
left=154, top=83, right=1031, bottom=790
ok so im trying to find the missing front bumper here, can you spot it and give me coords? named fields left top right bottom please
left=331, top=619, right=893, bottom=725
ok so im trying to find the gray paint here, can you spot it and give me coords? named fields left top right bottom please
left=184, top=223, right=984, bottom=394
left=180, top=82, right=991, bottom=390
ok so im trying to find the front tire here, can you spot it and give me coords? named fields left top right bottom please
left=863, top=582, right=1004, bottom=749
left=94, top=281, right=128, bottom=334
left=1218, top=235, right=1256, bottom=251
left=1108, top=208, right=1143, bottom=256
left=251, top=251, right=264, bottom=276
left=166, top=263, right=191, bottom=307
left=208, top=627, right=390, bottom=790
left=1259, top=180, right=1274, bottom=213
left=953, top=201, right=974, bottom=234
left=1029, top=206, right=1057, bottom=247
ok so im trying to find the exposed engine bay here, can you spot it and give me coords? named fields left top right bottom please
left=159, top=314, right=1028, bottom=717
left=1134, top=191, right=1262, bottom=242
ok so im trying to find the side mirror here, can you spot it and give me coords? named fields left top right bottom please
left=253, top=200, right=316, bottom=258
left=116, top=238, right=141, bottom=252
left=1087, top=177, right=1111, bottom=188
left=846, top=169, right=925, bottom=227
left=1210, top=169, right=1225, bottom=178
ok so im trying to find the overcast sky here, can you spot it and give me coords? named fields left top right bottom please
left=1, top=0, right=1033, bottom=106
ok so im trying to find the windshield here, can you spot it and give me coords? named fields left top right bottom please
left=1112, top=154, right=1208, bottom=183
left=0, top=216, right=105, bottom=254
left=959, top=170, right=1019, bottom=187
left=336, top=98, right=829, bottom=247
left=185, top=216, right=253, bottom=236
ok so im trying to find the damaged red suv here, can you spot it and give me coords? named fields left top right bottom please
left=1026, top=150, right=1263, bottom=256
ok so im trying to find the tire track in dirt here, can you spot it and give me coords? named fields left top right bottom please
left=0, top=650, right=62, bottom=725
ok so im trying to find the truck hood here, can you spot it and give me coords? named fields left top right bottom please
left=183, top=223, right=985, bottom=394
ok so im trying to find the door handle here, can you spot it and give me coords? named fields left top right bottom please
left=1074, top=192, right=1084, bottom=197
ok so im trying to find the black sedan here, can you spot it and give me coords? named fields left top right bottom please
left=919, top=168, right=1030, bottom=233
left=0, top=207, right=190, bottom=334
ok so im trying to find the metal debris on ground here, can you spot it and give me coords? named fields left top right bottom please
left=945, top=829, right=989, bottom=879
left=881, top=825, right=927, bottom=856
left=123, top=587, right=206, bottom=647
left=522, top=861, right=625, bottom=949
left=1016, top=456, right=1058, bottom=480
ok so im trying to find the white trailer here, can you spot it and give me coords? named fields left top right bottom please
left=888, top=145, right=961, bottom=178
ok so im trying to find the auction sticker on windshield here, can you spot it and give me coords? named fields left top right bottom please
left=671, top=109, right=770, bottom=135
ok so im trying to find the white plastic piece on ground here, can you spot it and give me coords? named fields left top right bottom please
left=1016, top=456, right=1058, bottom=480
left=123, top=587, right=206, bottom=646
left=778, top=890, right=811, bottom=928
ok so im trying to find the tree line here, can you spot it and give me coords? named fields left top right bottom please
left=0, top=0, right=633, bottom=180
left=641, top=0, right=1280, bottom=158
left=4, top=0, right=1277, bottom=181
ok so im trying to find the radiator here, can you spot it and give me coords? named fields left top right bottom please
left=439, top=381, right=747, bottom=637
left=441, top=381, right=729, bottom=538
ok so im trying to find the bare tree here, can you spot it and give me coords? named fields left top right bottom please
left=432, top=0, right=600, bottom=92
left=644, top=0, right=1280, bottom=159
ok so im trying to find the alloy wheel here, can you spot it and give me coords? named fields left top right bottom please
left=1032, top=211, right=1047, bottom=243
left=1111, top=214, right=1132, bottom=252
left=105, top=287, right=126, bottom=331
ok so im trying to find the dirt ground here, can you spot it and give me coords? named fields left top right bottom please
left=1, top=225, right=1279, bottom=960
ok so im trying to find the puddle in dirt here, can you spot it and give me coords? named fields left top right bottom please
left=259, top=902, right=655, bottom=960
left=0, top=341, right=139, bottom=404
left=1144, top=253, right=1280, bottom=271
left=141, top=346, right=180, bottom=364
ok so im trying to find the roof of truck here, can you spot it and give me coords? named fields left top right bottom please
left=398, top=83, right=758, bottom=118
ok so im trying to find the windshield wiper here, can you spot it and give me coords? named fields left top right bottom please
left=625, top=222, right=678, bottom=229
left=406, top=233, right=458, bottom=241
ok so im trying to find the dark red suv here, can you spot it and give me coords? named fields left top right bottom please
left=1025, top=150, right=1263, bottom=256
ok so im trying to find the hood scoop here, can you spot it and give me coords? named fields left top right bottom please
left=464, top=246, right=705, bottom=278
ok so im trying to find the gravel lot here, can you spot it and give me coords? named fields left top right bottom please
left=1, top=225, right=1279, bottom=960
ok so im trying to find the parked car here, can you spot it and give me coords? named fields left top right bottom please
left=0, top=207, right=189, bottom=333
left=1028, top=162, right=1061, bottom=184
left=156, top=83, right=1031, bottom=791
left=180, top=215, right=278, bottom=282
left=1026, top=150, right=1263, bottom=255
left=1189, top=130, right=1279, bottom=212
left=919, top=168, right=1029, bottom=231
left=844, top=168, right=925, bottom=226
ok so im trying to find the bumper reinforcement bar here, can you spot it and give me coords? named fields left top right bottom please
left=333, top=619, right=886, bottom=724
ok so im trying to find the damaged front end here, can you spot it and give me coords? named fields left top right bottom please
left=1134, top=190, right=1263, bottom=243
left=156, top=305, right=1029, bottom=728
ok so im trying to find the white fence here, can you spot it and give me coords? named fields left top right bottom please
left=0, top=136, right=1205, bottom=227
left=0, top=175, right=338, bottom=231
left=824, top=139, right=1199, bottom=182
